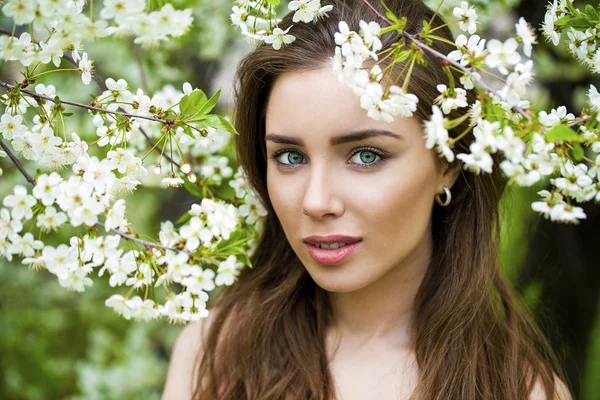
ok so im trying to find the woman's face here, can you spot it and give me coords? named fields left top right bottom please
left=265, top=67, right=457, bottom=293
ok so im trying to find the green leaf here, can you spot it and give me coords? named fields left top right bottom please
left=179, top=90, right=208, bottom=116
left=572, top=142, right=585, bottom=161
left=182, top=124, right=195, bottom=140
left=565, top=0, right=581, bottom=16
left=486, top=103, right=506, bottom=123
left=544, top=124, right=582, bottom=142
left=192, top=88, right=221, bottom=118
left=267, top=0, right=280, bottom=5
left=554, top=16, right=572, bottom=27
left=566, top=17, right=591, bottom=30
left=585, top=5, right=599, bottom=21
left=379, top=0, right=399, bottom=24
left=175, top=211, right=192, bottom=225
left=197, top=114, right=239, bottom=135
left=236, top=252, right=253, bottom=269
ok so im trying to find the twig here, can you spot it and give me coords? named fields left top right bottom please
left=0, top=140, right=36, bottom=185
left=0, top=80, right=168, bottom=124
left=95, top=222, right=190, bottom=254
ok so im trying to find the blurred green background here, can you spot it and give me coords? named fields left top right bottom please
left=1, top=0, right=599, bottom=399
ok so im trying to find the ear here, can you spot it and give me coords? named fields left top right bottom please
left=440, top=160, right=462, bottom=190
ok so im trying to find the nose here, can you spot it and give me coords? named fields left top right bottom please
left=301, top=164, right=344, bottom=219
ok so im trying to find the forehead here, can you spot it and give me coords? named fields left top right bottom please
left=266, top=68, right=368, bottom=134
left=265, top=67, right=421, bottom=141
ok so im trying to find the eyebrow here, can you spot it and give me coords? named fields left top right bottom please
left=264, top=129, right=403, bottom=146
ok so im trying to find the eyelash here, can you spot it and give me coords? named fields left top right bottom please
left=268, top=146, right=389, bottom=169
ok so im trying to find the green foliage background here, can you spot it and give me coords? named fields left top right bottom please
left=0, top=0, right=599, bottom=399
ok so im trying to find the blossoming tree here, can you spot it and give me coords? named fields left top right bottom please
left=1, top=0, right=600, bottom=326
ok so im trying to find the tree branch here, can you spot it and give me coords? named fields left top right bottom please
left=0, top=140, right=36, bottom=185
left=0, top=27, right=180, bottom=168
left=0, top=80, right=168, bottom=124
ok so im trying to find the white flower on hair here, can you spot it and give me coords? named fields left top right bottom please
left=359, top=20, right=382, bottom=53
left=460, top=71, right=480, bottom=90
left=496, top=126, right=526, bottom=163
left=456, top=142, right=494, bottom=174
left=453, top=1, right=478, bottom=34
left=549, top=203, right=586, bottom=224
left=539, top=106, right=575, bottom=128
left=288, top=0, right=321, bottom=23
left=264, top=26, right=296, bottom=50
left=423, top=106, right=454, bottom=162
left=435, top=84, right=468, bottom=114
left=485, top=38, right=521, bottom=75
left=515, top=17, right=537, bottom=57
left=447, top=34, right=486, bottom=66
left=387, top=85, right=419, bottom=118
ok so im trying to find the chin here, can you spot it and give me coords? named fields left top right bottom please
left=307, top=267, right=373, bottom=293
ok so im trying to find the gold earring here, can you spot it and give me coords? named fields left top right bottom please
left=435, top=185, right=452, bottom=207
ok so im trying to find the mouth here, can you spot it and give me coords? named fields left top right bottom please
left=304, top=240, right=362, bottom=266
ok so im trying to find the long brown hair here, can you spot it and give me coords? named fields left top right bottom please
left=192, top=0, right=569, bottom=398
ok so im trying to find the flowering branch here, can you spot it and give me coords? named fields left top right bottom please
left=360, top=0, right=531, bottom=120
left=0, top=27, right=182, bottom=169
left=0, top=80, right=168, bottom=124
left=0, top=139, right=189, bottom=254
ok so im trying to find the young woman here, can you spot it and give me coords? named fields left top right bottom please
left=163, top=0, right=573, bottom=398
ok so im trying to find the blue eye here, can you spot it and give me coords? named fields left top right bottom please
left=270, top=150, right=306, bottom=168
left=348, top=148, right=384, bottom=168
left=269, top=147, right=387, bottom=169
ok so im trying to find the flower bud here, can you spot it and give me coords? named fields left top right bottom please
left=153, top=164, right=162, bottom=175
left=180, top=162, right=191, bottom=174
left=187, top=172, right=197, bottom=183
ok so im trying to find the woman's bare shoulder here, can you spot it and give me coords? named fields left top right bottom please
left=161, top=312, right=218, bottom=400
left=528, top=372, right=573, bottom=400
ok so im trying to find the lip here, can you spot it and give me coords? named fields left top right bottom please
left=305, top=241, right=362, bottom=265
left=303, top=234, right=362, bottom=245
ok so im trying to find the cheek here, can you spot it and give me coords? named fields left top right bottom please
left=266, top=167, right=300, bottom=232
left=349, top=156, right=438, bottom=254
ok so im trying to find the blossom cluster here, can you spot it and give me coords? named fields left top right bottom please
left=241, top=0, right=600, bottom=224
left=1, top=0, right=193, bottom=70
left=541, top=0, right=600, bottom=74
left=230, top=0, right=334, bottom=49
left=0, top=1, right=270, bottom=322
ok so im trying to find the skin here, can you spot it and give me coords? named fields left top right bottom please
left=264, top=66, right=460, bottom=399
